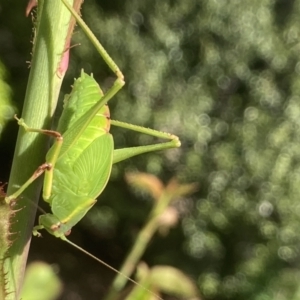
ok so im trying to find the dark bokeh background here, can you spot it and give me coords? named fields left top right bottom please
left=2, top=0, right=300, bottom=299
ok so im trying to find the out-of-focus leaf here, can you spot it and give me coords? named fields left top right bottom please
left=20, top=262, right=62, bottom=300
left=126, top=263, right=200, bottom=300
left=0, top=62, right=14, bottom=136
left=125, top=172, right=164, bottom=200
left=165, top=178, right=199, bottom=200
left=149, top=265, right=200, bottom=299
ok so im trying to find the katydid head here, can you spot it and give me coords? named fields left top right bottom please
left=37, top=213, right=72, bottom=238
left=50, top=223, right=71, bottom=237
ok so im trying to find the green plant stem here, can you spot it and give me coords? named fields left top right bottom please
left=104, top=192, right=173, bottom=300
left=1, top=0, right=81, bottom=298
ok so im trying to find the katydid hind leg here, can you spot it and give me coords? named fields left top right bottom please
left=60, top=0, right=127, bottom=129
left=60, top=0, right=181, bottom=165
left=61, top=0, right=124, bottom=81
left=111, top=119, right=180, bottom=164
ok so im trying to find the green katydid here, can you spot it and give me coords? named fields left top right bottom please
left=5, top=0, right=180, bottom=296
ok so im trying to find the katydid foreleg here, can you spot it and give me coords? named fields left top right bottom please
left=5, top=116, right=63, bottom=204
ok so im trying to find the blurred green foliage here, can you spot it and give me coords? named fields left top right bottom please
left=21, top=262, right=62, bottom=300
left=2, top=0, right=300, bottom=299
left=0, top=62, right=14, bottom=136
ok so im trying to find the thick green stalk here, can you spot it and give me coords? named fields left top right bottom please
left=0, top=0, right=81, bottom=298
